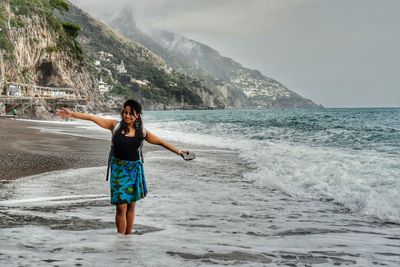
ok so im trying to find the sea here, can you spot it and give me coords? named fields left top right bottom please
left=1, top=108, right=400, bottom=266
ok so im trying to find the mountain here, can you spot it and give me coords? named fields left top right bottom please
left=106, top=9, right=321, bottom=108
left=0, top=0, right=223, bottom=117
left=58, top=5, right=223, bottom=110
left=1, top=0, right=319, bottom=119
left=0, top=0, right=102, bottom=117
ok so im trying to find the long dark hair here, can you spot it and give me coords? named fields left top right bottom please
left=120, top=99, right=144, bottom=139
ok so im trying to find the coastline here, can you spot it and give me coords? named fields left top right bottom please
left=0, top=119, right=110, bottom=181
left=0, top=118, right=185, bottom=181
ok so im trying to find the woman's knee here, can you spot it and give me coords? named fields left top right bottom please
left=126, top=203, right=136, bottom=213
left=116, top=204, right=127, bottom=215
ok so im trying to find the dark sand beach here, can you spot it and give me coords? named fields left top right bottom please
left=0, top=119, right=110, bottom=181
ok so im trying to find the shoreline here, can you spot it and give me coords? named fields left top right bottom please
left=0, top=118, right=194, bottom=181
left=0, top=119, right=111, bottom=181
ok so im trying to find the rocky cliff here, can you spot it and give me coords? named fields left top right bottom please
left=0, top=0, right=224, bottom=116
left=0, top=0, right=103, bottom=115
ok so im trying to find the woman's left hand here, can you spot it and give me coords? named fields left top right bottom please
left=177, top=149, right=188, bottom=156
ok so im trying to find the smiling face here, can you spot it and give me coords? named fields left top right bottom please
left=122, top=106, right=138, bottom=126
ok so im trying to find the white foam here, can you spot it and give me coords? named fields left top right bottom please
left=23, top=114, right=400, bottom=222
left=0, top=194, right=107, bottom=205
left=145, top=122, right=242, bottom=150
left=145, top=119, right=400, bottom=223
left=1, top=132, right=400, bottom=266
left=18, top=118, right=86, bottom=125
left=241, top=141, right=400, bottom=222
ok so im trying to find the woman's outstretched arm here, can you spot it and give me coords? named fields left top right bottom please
left=145, top=130, right=186, bottom=156
left=56, top=108, right=117, bottom=131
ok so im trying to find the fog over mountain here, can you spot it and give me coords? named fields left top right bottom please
left=70, top=0, right=400, bottom=107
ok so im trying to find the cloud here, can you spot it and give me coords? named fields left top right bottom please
left=70, top=0, right=294, bottom=35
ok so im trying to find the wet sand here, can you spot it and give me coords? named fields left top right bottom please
left=0, top=119, right=110, bottom=181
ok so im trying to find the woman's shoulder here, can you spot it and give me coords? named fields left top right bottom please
left=112, top=120, right=122, bottom=133
left=142, top=127, right=147, bottom=137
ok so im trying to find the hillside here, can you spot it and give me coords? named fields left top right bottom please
left=58, top=5, right=223, bottom=110
left=107, top=9, right=321, bottom=108
left=0, top=0, right=102, bottom=117
left=0, top=0, right=223, bottom=118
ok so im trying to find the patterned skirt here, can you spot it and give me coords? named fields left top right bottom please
left=110, top=156, right=148, bottom=205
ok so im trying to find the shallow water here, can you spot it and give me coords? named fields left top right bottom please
left=1, top=109, right=400, bottom=266
left=141, top=108, right=400, bottom=223
left=1, top=132, right=400, bottom=266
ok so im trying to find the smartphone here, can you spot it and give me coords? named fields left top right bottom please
left=181, top=151, right=196, bottom=160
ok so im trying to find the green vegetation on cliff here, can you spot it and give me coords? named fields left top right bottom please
left=0, top=5, right=13, bottom=54
left=3, top=0, right=82, bottom=61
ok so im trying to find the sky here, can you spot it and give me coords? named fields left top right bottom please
left=70, top=0, right=400, bottom=107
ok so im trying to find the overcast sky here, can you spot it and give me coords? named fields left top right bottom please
left=70, top=0, right=400, bottom=107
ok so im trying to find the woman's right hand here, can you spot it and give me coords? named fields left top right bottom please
left=56, top=107, right=73, bottom=118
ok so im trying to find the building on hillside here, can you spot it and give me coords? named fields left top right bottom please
left=116, top=60, right=127, bottom=74
left=98, top=77, right=111, bottom=94
left=98, top=51, right=114, bottom=62
left=33, top=86, right=75, bottom=98
left=132, top=79, right=149, bottom=87
left=7, top=84, right=22, bottom=97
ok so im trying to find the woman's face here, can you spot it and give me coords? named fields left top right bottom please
left=122, top=106, right=138, bottom=125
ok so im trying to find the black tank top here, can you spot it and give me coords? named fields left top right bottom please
left=112, top=128, right=142, bottom=161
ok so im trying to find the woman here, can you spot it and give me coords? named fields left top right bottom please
left=56, top=99, right=189, bottom=235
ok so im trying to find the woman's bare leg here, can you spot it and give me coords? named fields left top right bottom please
left=116, top=204, right=127, bottom=234
left=125, top=202, right=136, bottom=235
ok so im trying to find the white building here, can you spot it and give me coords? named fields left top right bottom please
left=98, top=51, right=114, bottom=62
left=8, top=84, right=22, bottom=97
left=94, top=60, right=101, bottom=66
left=35, top=87, right=75, bottom=98
left=132, top=79, right=149, bottom=87
left=166, top=67, right=173, bottom=74
left=98, top=77, right=110, bottom=94
left=116, top=60, right=127, bottom=74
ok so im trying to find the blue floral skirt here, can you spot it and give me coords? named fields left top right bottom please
left=110, top=157, right=148, bottom=205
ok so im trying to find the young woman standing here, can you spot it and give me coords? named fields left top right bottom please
left=56, top=99, right=189, bottom=235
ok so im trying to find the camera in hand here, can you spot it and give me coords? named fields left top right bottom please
left=181, top=151, right=196, bottom=161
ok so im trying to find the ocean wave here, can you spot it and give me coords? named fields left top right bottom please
left=143, top=109, right=400, bottom=223
left=31, top=109, right=400, bottom=223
